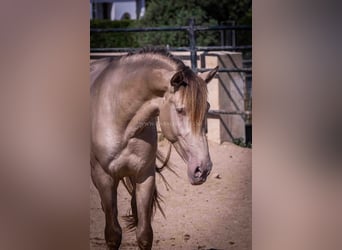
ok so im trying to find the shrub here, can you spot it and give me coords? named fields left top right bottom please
left=90, top=19, right=139, bottom=48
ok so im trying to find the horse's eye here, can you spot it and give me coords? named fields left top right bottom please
left=176, top=107, right=185, bottom=114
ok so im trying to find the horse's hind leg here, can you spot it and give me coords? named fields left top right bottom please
left=135, top=173, right=155, bottom=250
left=91, top=162, right=121, bottom=250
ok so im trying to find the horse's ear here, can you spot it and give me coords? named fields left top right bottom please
left=170, top=71, right=186, bottom=87
left=199, top=66, right=219, bottom=83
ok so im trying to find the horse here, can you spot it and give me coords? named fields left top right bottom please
left=90, top=48, right=218, bottom=250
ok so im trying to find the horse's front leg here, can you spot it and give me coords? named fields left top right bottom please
left=91, top=161, right=122, bottom=250
left=135, top=171, right=155, bottom=250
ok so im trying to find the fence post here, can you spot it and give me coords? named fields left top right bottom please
left=188, top=18, right=197, bottom=71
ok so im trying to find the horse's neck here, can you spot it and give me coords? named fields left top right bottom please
left=122, top=99, right=160, bottom=142
left=91, top=58, right=173, bottom=143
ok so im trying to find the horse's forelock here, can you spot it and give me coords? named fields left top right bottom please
left=180, top=68, right=208, bottom=134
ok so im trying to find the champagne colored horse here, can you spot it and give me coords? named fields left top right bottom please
left=90, top=48, right=218, bottom=249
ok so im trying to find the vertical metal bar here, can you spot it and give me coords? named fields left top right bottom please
left=200, top=53, right=205, bottom=68
left=220, top=30, right=224, bottom=46
left=188, top=18, right=197, bottom=71
left=232, top=20, right=236, bottom=49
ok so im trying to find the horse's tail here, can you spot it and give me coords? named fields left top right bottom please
left=121, top=176, right=166, bottom=232
left=121, top=177, right=137, bottom=231
left=121, top=142, right=177, bottom=231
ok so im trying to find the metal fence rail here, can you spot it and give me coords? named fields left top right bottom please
left=90, top=24, right=251, bottom=33
left=90, top=45, right=252, bottom=52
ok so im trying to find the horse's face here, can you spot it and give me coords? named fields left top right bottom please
left=160, top=93, right=211, bottom=185
left=159, top=67, right=218, bottom=185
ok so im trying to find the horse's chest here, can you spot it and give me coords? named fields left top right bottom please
left=92, top=124, right=157, bottom=177
left=109, top=136, right=157, bottom=177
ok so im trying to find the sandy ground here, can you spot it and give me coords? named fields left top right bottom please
left=90, top=140, right=251, bottom=250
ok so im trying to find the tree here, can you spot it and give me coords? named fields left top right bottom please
left=136, top=0, right=219, bottom=47
left=90, top=1, right=252, bottom=48
left=196, top=0, right=251, bottom=25
left=90, top=19, right=139, bottom=48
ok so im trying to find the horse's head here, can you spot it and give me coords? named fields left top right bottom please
left=159, top=66, right=218, bottom=185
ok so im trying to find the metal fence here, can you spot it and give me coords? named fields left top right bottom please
left=90, top=19, right=252, bottom=143
left=91, top=19, right=251, bottom=71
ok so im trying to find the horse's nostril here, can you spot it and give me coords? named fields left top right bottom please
left=194, top=166, right=202, bottom=178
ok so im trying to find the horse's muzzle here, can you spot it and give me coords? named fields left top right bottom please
left=188, top=161, right=212, bottom=185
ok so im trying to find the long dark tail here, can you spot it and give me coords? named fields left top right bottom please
left=121, top=142, right=177, bottom=231
left=121, top=177, right=165, bottom=232
left=121, top=177, right=136, bottom=231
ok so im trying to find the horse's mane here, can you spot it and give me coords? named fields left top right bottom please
left=124, top=47, right=208, bottom=134
left=126, top=46, right=184, bottom=67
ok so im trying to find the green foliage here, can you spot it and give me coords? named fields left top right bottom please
left=196, top=0, right=252, bottom=46
left=233, top=137, right=252, bottom=148
left=90, top=19, right=139, bottom=48
left=192, top=0, right=251, bottom=24
left=236, top=6, right=252, bottom=47
left=90, top=1, right=252, bottom=48
left=136, top=0, right=219, bottom=47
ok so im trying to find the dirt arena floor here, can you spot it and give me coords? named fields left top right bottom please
left=90, top=140, right=251, bottom=250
